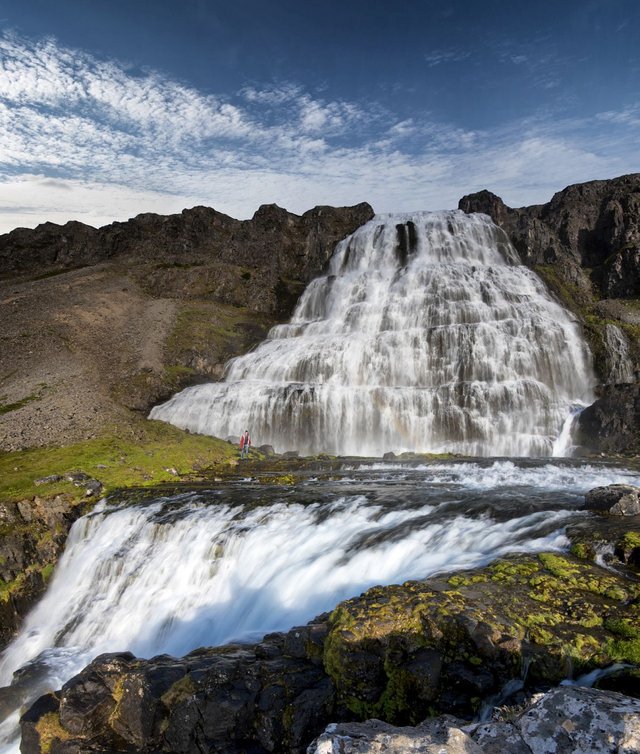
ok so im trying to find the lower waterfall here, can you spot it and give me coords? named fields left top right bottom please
left=1, top=460, right=639, bottom=752
left=150, top=211, right=594, bottom=457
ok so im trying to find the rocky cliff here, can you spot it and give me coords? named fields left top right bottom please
left=460, top=174, right=640, bottom=454
left=0, top=203, right=373, bottom=451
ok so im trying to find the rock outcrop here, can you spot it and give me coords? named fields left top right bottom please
left=0, top=495, right=85, bottom=649
left=576, top=384, right=640, bottom=455
left=308, top=686, right=640, bottom=754
left=584, top=484, right=640, bottom=515
left=0, top=203, right=374, bottom=288
left=18, top=551, right=640, bottom=753
left=460, top=175, right=640, bottom=455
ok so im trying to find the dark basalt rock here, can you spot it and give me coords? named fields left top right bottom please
left=576, top=384, right=640, bottom=455
left=0, top=203, right=375, bottom=288
left=19, top=552, right=640, bottom=753
left=583, top=484, right=640, bottom=513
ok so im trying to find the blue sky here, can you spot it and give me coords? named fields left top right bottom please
left=0, top=0, right=638, bottom=231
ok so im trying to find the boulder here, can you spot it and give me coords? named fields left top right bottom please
left=584, top=484, right=640, bottom=515
left=258, top=444, right=276, bottom=456
left=308, top=686, right=640, bottom=754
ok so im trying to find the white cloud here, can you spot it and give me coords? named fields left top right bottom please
left=0, top=32, right=638, bottom=233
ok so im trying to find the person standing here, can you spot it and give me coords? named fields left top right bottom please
left=239, top=430, right=251, bottom=459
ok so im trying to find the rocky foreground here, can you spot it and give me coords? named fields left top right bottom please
left=18, top=519, right=640, bottom=753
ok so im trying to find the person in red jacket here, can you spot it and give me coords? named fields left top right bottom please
left=239, top=430, right=251, bottom=459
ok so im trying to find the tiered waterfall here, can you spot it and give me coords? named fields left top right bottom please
left=151, top=211, right=595, bottom=456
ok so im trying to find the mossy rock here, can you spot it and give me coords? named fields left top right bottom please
left=323, top=553, right=640, bottom=723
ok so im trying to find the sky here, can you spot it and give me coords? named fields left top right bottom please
left=0, top=0, right=639, bottom=232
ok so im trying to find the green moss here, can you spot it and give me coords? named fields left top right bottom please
left=0, top=393, right=40, bottom=415
left=604, top=617, right=640, bottom=640
left=537, top=553, right=580, bottom=580
left=0, top=419, right=237, bottom=503
left=34, top=712, right=72, bottom=753
left=258, top=474, right=297, bottom=485
left=161, top=674, right=195, bottom=707
left=570, top=542, right=593, bottom=560
left=620, top=531, right=640, bottom=550
left=607, top=639, right=640, bottom=664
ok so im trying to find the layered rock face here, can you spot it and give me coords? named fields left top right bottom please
left=0, top=495, right=84, bottom=649
left=0, top=203, right=374, bottom=294
left=460, top=174, right=640, bottom=454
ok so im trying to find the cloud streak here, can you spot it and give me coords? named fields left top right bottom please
left=0, top=32, right=639, bottom=232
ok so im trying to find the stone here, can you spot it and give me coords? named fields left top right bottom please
left=65, top=472, right=90, bottom=486
left=584, top=484, right=640, bottom=515
left=308, top=687, right=640, bottom=754
left=283, top=450, right=300, bottom=458
left=576, top=385, right=640, bottom=456
left=33, top=475, right=63, bottom=486
left=382, top=452, right=397, bottom=460
left=84, top=479, right=103, bottom=497
left=258, top=444, right=276, bottom=456
left=610, top=494, right=640, bottom=516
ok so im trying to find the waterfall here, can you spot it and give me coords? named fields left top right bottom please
left=2, top=459, right=640, bottom=752
left=151, top=211, right=594, bottom=457
left=603, top=324, right=634, bottom=383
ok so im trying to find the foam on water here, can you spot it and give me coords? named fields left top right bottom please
left=0, top=459, right=636, bottom=752
left=150, top=211, right=595, bottom=456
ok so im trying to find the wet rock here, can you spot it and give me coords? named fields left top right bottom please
left=0, top=495, right=84, bottom=650
left=382, top=452, right=396, bottom=460
left=308, top=687, right=640, bottom=754
left=258, top=444, right=276, bottom=456
left=21, top=553, right=640, bottom=753
left=584, top=484, right=640, bottom=515
left=576, top=384, right=640, bottom=456
left=283, top=450, right=300, bottom=458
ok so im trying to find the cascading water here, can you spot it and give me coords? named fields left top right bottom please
left=150, top=211, right=595, bottom=457
left=1, top=459, right=640, bottom=752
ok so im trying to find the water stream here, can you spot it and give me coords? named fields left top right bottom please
left=1, top=459, right=639, bottom=752
left=151, top=211, right=595, bottom=456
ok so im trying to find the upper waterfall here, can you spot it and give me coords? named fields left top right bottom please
left=150, top=211, right=595, bottom=457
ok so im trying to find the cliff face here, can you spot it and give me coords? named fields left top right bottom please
left=0, top=203, right=373, bottom=451
left=460, top=175, right=640, bottom=455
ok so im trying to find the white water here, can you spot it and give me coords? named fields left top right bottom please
left=151, top=211, right=595, bottom=457
left=1, top=460, right=639, bottom=751
left=603, top=324, right=634, bottom=383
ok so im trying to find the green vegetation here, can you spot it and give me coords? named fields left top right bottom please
left=35, top=711, right=72, bottom=753
left=323, top=553, right=640, bottom=723
left=0, top=393, right=40, bottom=416
left=0, top=419, right=237, bottom=504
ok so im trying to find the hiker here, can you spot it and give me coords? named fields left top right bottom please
left=239, top=430, right=251, bottom=459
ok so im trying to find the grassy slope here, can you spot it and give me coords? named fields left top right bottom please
left=0, top=420, right=239, bottom=504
